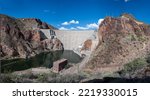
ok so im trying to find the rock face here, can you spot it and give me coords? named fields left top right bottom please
left=18, top=18, right=58, bottom=30
left=81, top=39, right=92, bottom=51
left=99, top=14, right=150, bottom=42
left=0, top=14, right=63, bottom=59
left=86, top=14, right=150, bottom=70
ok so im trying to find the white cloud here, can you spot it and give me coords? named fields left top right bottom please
left=76, top=18, right=104, bottom=30
left=61, top=20, right=79, bottom=25
left=87, top=18, right=104, bottom=29
left=59, top=27, right=69, bottom=30
left=87, top=23, right=98, bottom=29
left=62, top=22, right=70, bottom=25
left=124, top=0, right=130, bottom=2
left=76, top=24, right=98, bottom=30
left=60, top=18, right=104, bottom=30
left=114, top=0, right=131, bottom=2
left=70, top=27, right=77, bottom=30
left=59, top=27, right=77, bottom=30
left=70, top=20, right=79, bottom=24
left=77, top=26, right=89, bottom=30
left=98, top=19, right=104, bottom=25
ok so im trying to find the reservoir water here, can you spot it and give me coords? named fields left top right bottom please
left=1, top=50, right=82, bottom=73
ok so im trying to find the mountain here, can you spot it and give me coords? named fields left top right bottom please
left=85, top=14, right=150, bottom=73
left=18, top=18, right=58, bottom=30
left=0, top=14, right=63, bottom=59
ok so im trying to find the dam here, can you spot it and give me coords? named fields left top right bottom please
left=1, top=29, right=99, bottom=73
left=40, top=29, right=99, bottom=55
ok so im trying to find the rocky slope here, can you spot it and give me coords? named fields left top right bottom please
left=18, top=18, right=58, bottom=30
left=86, top=14, right=150, bottom=73
left=0, top=14, right=63, bottom=59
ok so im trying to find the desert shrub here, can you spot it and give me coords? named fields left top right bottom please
left=146, top=55, right=150, bottom=64
left=130, top=34, right=137, bottom=41
left=0, top=74, right=14, bottom=83
left=50, top=74, right=85, bottom=83
left=125, top=34, right=147, bottom=42
left=137, top=35, right=147, bottom=42
left=19, top=72, right=37, bottom=79
left=147, top=58, right=150, bottom=64
left=123, top=58, right=148, bottom=72
left=47, top=72, right=58, bottom=78
left=37, top=73, right=48, bottom=82
left=37, top=72, right=58, bottom=82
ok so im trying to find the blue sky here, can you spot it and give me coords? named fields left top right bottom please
left=0, top=0, right=150, bottom=30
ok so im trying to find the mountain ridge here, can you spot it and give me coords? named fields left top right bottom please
left=0, top=14, right=63, bottom=59
left=85, top=14, right=150, bottom=73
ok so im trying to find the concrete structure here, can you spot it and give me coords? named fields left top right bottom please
left=40, top=29, right=56, bottom=39
left=39, top=29, right=99, bottom=56
left=52, top=59, right=68, bottom=73
left=54, top=30, right=97, bottom=50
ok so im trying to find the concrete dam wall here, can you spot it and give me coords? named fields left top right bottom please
left=40, top=29, right=99, bottom=56
left=54, top=30, right=97, bottom=50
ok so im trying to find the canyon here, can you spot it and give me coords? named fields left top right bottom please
left=1, top=13, right=150, bottom=83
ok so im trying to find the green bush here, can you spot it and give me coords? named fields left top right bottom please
left=124, top=58, right=148, bottom=72
left=146, top=56, right=150, bottom=64
left=137, top=35, right=147, bottom=42
left=37, top=72, right=58, bottom=82
left=0, top=74, right=14, bottom=83
left=131, top=34, right=137, bottom=41
left=37, top=74, right=48, bottom=82
left=50, top=74, right=85, bottom=83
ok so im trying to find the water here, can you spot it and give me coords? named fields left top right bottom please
left=1, top=50, right=82, bottom=73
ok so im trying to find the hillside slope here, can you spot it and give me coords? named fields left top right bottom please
left=0, top=14, right=63, bottom=59
left=86, top=14, right=150, bottom=73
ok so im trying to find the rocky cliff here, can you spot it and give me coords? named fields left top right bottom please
left=86, top=14, right=150, bottom=72
left=18, top=18, right=58, bottom=30
left=0, top=14, right=63, bottom=59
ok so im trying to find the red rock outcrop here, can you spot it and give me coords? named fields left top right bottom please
left=0, top=14, right=63, bottom=59
left=99, top=14, right=150, bottom=43
left=18, top=18, right=58, bottom=30
left=81, top=39, right=92, bottom=51
left=86, top=14, right=150, bottom=71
